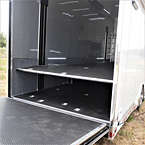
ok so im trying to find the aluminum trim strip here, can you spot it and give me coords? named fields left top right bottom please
left=71, top=123, right=107, bottom=145
left=88, top=129, right=109, bottom=145
left=12, top=97, right=110, bottom=124
left=17, top=68, right=113, bottom=83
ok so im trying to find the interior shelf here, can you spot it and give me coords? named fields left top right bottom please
left=15, top=81, right=112, bottom=121
left=17, top=62, right=114, bottom=83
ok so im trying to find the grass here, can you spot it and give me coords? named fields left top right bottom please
left=0, top=47, right=6, bottom=55
left=0, top=74, right=6, bottom=80
left=0, top=58, right=7, bottom=65
left=126, top=115, right=133, bottom=122
left=0, top=47, right=7, bottom=97
left=0, top=66, right=6, bottom=71
left=119, top=130, right=134, bottom=138
left=0, top=88, right=5, bottom=94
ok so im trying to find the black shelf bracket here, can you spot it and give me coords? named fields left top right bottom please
left=104, top=26, right=109, bottom=60
left=38, top=0, right=48, bottom=90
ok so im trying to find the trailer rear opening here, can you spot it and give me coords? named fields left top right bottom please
left=11, top=0, right=118, bottom=124
left=0, top=0, right=144, bottom=144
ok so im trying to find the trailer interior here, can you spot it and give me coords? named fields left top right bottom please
left=1, top=0, right=120, bottom=144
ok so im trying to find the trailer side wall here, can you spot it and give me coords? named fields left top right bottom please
left=110, top=0, right=145, bottom=138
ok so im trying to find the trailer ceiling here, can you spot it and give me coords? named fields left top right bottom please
left=97, top=0, right=119, bottom=18
left=49, top=0, right=119, bottom=21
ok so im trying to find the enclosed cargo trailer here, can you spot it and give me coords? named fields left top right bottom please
left=0, top=0, right=145, bottom=144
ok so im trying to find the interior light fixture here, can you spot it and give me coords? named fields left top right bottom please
left=49, top=50, right=61, bottom=54
left=132, top=0, right=138, bottom=10
left=96, top=57, right=104, bottom=60
left=72, top=8, right=89, bottom=11
left=103, top=8, right=111, bottom=15
left=89, top=17, right=105, bottom=21
left=30, top=49, right=38, bottom=51
left=47, top=58, right=67, bottom=60
left=82, top=13, right=98, bottom=17
left=62, top=12, right=74, bottom=17
left=59, top=1, right=79, bottom=5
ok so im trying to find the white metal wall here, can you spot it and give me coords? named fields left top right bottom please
left=110, top=0, right=145, bottom=123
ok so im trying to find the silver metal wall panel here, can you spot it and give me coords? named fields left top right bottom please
left=11, top=0, right=39, bottom=96
left=12, top=0, right=39, bottom=59
left=12, top=58, right=37, bottom=96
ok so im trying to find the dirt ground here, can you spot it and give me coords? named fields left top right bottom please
left=95, top=102, right=145, bottom=145
left=0, top=48, right=145, bottom=145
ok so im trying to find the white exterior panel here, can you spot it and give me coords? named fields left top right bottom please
left=109, top=0, right=145, bottom=139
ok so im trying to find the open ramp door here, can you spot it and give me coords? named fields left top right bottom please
left=0, top=98, right=109, bottom=145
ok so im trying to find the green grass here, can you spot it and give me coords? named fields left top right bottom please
left=0, top=89, right=5, bottom=93
left=0, top=58, right=7, bottom=65
left=0, top=47, right=7, bottom=66
left=119, top=130, right=134, bottom=138
left=0, top=88, right=6, bottom=96
left=0, top=66, right=6, bottom=71
left=0, top=47, right=6, bottom=54
left=0, top=74, right=6, bottom=80
left=0, top=47, right=7, bottom=97
left=126, top=115, right=133, bottom=122
left=139, top=108, right=144, bottom=113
